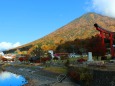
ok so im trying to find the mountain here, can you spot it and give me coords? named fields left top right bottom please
left=8, top=12, right=115, bottom=51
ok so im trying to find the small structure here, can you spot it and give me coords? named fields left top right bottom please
left=69, top=53, right=81, bottom=58
left=48, top=50, right=54, bottom=58
left=87, top=52, right=93, bottom=61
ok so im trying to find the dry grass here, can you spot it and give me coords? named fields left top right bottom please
left=44, top=66, right=67, bottom=74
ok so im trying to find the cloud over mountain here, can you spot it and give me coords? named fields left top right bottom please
left=91, top=0, right=115, bottom=18
left=0, top=42, right=21, bottom=51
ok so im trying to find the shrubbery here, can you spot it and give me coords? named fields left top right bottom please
left=68, top=66, right=93, bottom=86
left=77, top=58, right=86, bottom=63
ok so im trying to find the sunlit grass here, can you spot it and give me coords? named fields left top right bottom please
left=44, top=66, right=67, bottom=74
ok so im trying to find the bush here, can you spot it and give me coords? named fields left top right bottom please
left=68, top=67, right=93, bottom=86
left=35, top=60, right=40, bottom=63
left=101, top=56, right=107, bottom=60
left=65, top=59, right=70, bottom=67
left=53, top=56, right=59, bottom=60
left=2, top=58, right=8, bottom=61
left=18, top=57, right=24, bottom=62
left=41, top=57, right=50, bottom=63
left=77, top=58, right=86, bottom=63
left=60, top=56, right=68, bottom=60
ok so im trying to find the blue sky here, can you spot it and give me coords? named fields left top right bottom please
left=0, top=0, right=115, bottom=50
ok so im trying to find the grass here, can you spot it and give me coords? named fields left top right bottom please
left=44, top=66, right=67, bottom=74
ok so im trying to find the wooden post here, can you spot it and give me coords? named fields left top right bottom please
left=109, top=33, right=114, bottom=57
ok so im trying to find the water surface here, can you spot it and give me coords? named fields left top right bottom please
left=0, top=71, right=28, bottom=86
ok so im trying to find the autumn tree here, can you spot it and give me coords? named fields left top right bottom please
left=15, top=49, right=22, bottom=55
left=55, top=39, right=87, bottom=54
left=28, top=44, right=42, bottom=57
left=41, top=44, right=56, bottom=51
left=87, top=36, right=106, bottom=60
left=74, top=38, right=88, bottom=54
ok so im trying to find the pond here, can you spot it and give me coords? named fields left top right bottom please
left=0, top=71, right=28, bottom=86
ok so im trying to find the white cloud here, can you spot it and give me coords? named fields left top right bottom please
left=89, top=0, right=115, bottom=18
left=0, top=42, right=21, bottom=51
left=12, top=42, right=21, bottom=48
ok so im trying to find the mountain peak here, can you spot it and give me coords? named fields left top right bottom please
left=9, top=12, right=115, bottom=50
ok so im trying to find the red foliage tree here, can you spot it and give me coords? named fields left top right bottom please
left=41, top=57, right=50, bottom=63
left=18, top=55, right=28, bottom=62
left=2, top=57, right=7, bottom=61
left=77, top=58, right=86, bottom=63
left=87, top=36, right=106, bottom=60
left=18, top=57, right=24, bottom=62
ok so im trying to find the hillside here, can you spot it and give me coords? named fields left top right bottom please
left=11, top=12, right=115, bottom=50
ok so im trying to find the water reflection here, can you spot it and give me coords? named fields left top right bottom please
left=0, top=71, right=28, bottom=86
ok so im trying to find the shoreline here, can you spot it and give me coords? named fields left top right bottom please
left=4, top=66, right=57, bottom=86
left=4, top=65, right=78, bottom=86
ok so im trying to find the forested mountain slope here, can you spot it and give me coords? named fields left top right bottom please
left=12, top=12, right=115, bottom=50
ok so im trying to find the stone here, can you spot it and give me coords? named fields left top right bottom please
left=87, top=52, right=93, bottom=61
